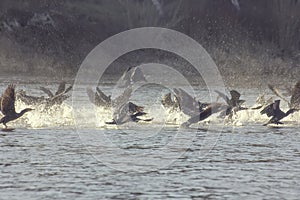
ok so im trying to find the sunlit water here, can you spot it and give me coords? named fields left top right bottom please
left=0, top=82, right=300, bottom=199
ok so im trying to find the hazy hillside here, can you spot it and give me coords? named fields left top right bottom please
left=0, top=0, right=300, bottom=86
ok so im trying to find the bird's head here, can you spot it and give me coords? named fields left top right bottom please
left=23, top=108, right=34, bottom=113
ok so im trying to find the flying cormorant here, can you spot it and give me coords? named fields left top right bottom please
left=260, top=100, right=297, bottom=125
left=17, top=81, right=72, bottom=107
left=0, top=84, right=33, bottom=129
left=172, top=88, right=224, bottom=127
left=105, top=102, right=153, bottom=125
left=181, top=103, right=228, bottom=128
left=215, top=89, right=247, bottom=116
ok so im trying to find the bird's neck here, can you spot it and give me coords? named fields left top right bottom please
left=286, top=109, right=295, bottom=116
left=17, top=109, right=30, bottom=118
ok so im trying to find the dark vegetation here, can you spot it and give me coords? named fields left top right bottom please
left=0, top=0, right=300, bottom=86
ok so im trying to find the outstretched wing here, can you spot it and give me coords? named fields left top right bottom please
left=96, top=87, right=111, bottom=103
left=1, top=84, right=16, bottom=115
left=55, top=82, right=66, bottom=95
left=268, top=84, right=289, bottom=104
left=40, top=86, right=54, bottom=97
left=230, top=90, right=241, bottom=101
left=173, top=88, right=199, bottom=116
left=64, top=85, right=73, bottom=94
left=290, top=81, right=300, bottom=109
left=113, top=87, right=132, bottom=109
left=86, top=87, right=106, bottom=107
left=131, top=67, right=146, bottom=83
left=215, top=90, right=230, bottom=105
left=260, top=102, right=275, bottom=117
left=184, top=103, right=227, bottom=126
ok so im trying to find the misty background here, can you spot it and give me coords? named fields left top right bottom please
left=0, top=0, right=300, bottom=86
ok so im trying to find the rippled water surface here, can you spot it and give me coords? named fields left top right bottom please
left=0, top=83, right=300, bottom=199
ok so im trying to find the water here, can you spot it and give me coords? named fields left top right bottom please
left=0, top=82, right=300, bottom=199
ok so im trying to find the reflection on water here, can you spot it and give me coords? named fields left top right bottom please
left=0, top=83, right=299, bottom=199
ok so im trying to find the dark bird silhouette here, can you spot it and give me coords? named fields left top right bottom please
left=0, top=84, right=33, bottom=129
left=172, top=88, right=226, bottom=127
left=260, top=100, right=297, bottom=125
left=215, top=89, right=247, bottom=116
left=105, top=102, right=152, bottom=125
left=173, top=88, right=209, bottom=117
left=181, top=103, right=228, bottom=127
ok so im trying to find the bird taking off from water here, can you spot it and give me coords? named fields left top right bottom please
left=0, top=84, right=33, bottom=129
left=260, top=100, right=297, bottom=126
left=268, top=80, right=300, bottom=109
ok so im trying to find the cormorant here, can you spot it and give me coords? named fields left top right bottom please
left=161, top=92, right=179, bottom=110
left=0, top=84, right=33, bottom=129
left=17, top=81, right=72, bottom=107
left=260, top=100, right=297, bottom=125
left=173, top=88, right=209, bottom=117
left=105, top=102, right=153, bottom=125
left=181, top=103, right=228, bottom=127
left=172, top=88, right=224, bottom=127
left=215, top=89, right=247, bottom=116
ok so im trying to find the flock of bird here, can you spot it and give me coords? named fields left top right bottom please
left=86, top=67, right=300, bottom=127
left=0, top=82, right=72, bottom=130
left=0, top=67, right=300, bottom=130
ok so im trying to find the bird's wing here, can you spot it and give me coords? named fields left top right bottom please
left=112, top=102, right=131, bottom=124
left=55, top=82, right=66, bottom=95
left=1, top=84, right=16, bottom=115
left=131, top=67, right=146, bottom=83
left=268, top=84, right=290, bottom=104
left=128, top=102, right=144, bottom=113
left=185, top=103, right=227, bottom=125
left=113, top=87, right=133, bottom=110
left=173, top=88, right=199, bottom=116
left=199, top=103, right=227, bottom=121
left=260, top=102, right=275, bottom=117
left=40, top=86, right=54, bottom=97
left=290, top=81, right=300, bottom=109
left=96, top=87, right=111, bottom=103
left=64, top=85, right=73, bottom=94
left=230, top=90, right=241, bottom=101
left=118, top=67, right=132, bottom=87
left=161, top=93, right=172, bottom=107
left=86, top=87, right=106, bottom=107
left=215, top=90, right=230, bottom=105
